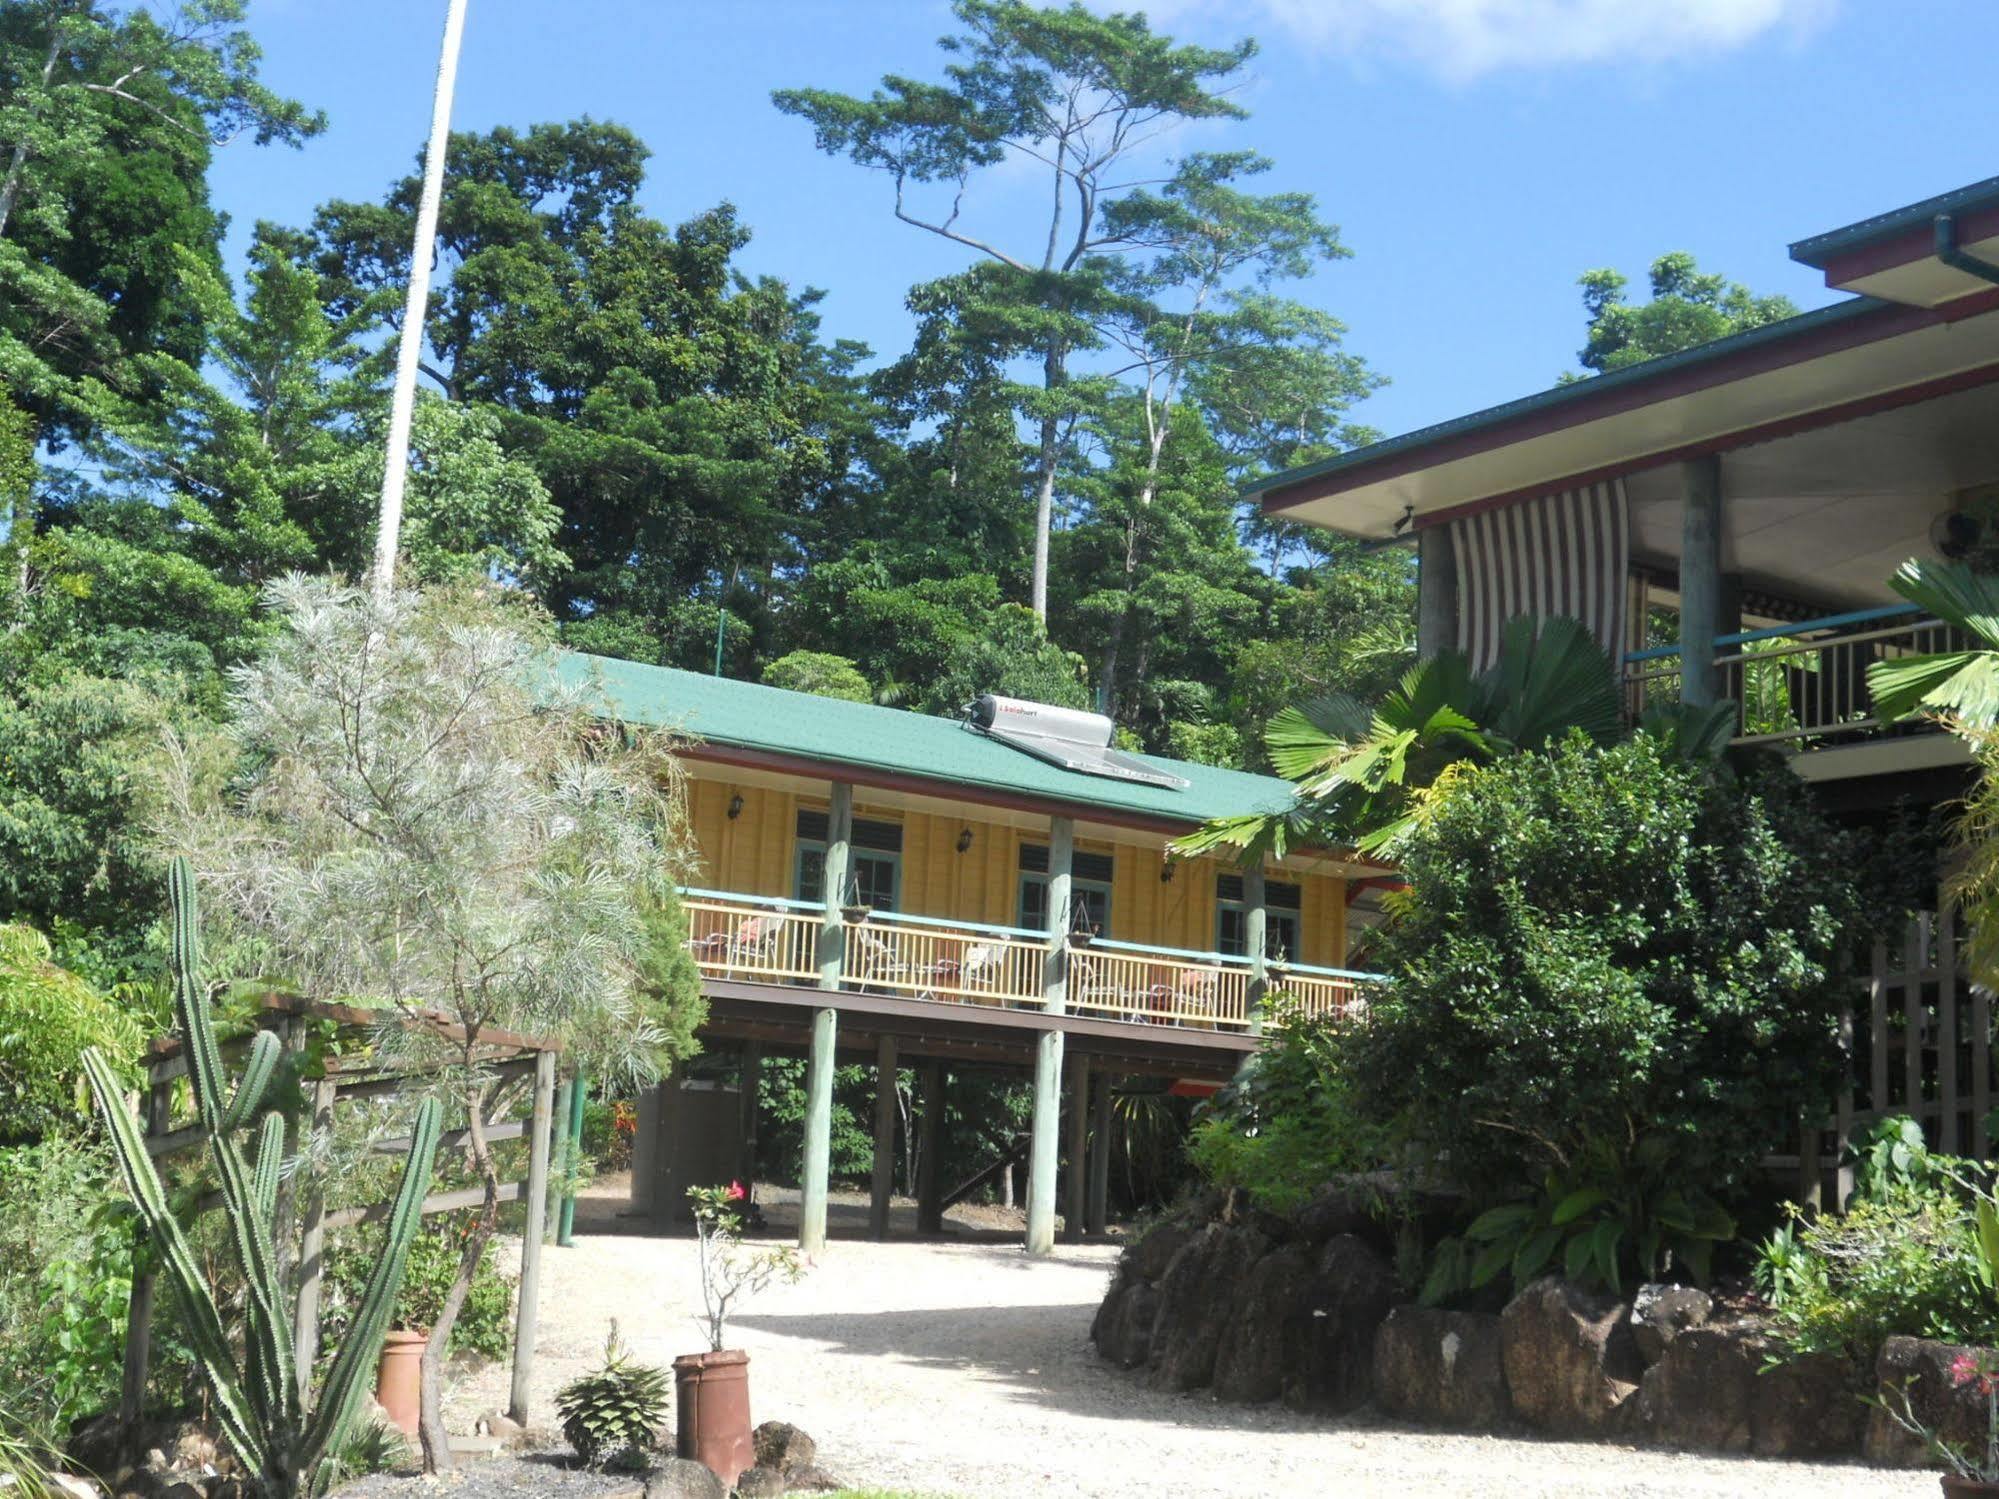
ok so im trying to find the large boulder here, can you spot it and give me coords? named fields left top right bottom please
left=1094, top=1277, right=1162, bottom=1369
left=1634, top=1321, right=1858, bottom=1459
left=1628, top=1284, right=1713, bottom=1367
left=1500, top=1277, right=1644, bottom=1436
left=1867, top=1336, right=1999, bottom=1467
left=751, top=1422, right=817, bottom=1475
left=1125, top=1218, right=1202, bottom=1285
left=645, top=1458, right=725, bottom=1499
left=1147, top=1223, right=1267, bottom=1392
left=1211, top=1244, right=1317, bottom=1404
left=1373, top=1306, right=1511, bottom=1430
left=1282, top=1234, right=1401, bottom=1414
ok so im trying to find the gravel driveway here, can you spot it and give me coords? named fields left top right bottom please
left=447, top=1179, right=1935, bottom=1499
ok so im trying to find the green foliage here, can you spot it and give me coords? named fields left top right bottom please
left=762, top=650, right=872, bottom=703
left=1178, top=614, right=1629, bottom=863
left=556, top=1327, right=669, bottom=1469
left=0, top=1135, right=132, bottom=1444
left=324, top=1217, right=513, bottom=1360
left=1187, top=1002, right=1386, bottom=1214
left=0, top=922, right=139, bottom=1142
left=1425, top=1134, right=1735, bottom=1302
left=1352, top=733, right=1859, bottom=1208
left=82, top=857, right=442, bottom=1497
left=1571, top=252, right=1798, bottom=378
left=0, top=671, right=202, bottom=977
left=1763, top=1186, right=1998, bottom=1365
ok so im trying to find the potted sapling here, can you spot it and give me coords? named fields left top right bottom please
left=675, top=1183, right=803, bottom=1485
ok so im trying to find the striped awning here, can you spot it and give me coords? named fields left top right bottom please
left=1447, top=480, right=1630, bottom=671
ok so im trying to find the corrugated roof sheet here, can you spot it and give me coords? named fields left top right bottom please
left=559, top=652, right=1298, bottom=827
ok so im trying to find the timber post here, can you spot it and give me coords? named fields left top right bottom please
left=1063, top=1050, right=1089, bottom=1242
left=1026, top=815, right=1073, bottom=1255
left=1087, top=1069, right=1113, bottom=1236
left=509, top=1047, right=558, bottom=1424
left=869, top=1034, right=898, bottom=1240
left=802, top=781, right=853, bottom=1254
left=916, top=1060, right=945, bottom=1234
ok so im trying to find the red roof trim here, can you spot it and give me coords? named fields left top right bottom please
left=1815, top=202, right=1999, bottom=288
left=1264, top=287, right=1999, bottom=516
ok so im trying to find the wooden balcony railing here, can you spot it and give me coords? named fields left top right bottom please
left=1622, top=605, right=1966, bottom=747
left=680, top=888, right=1385, bottom=1036
left=1275, top=963, right=1373, bottom=1023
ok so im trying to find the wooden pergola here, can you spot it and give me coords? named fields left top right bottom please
left=120, top=993, right=564, bottom=1451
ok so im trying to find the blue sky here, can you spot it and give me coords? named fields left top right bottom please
left=210, top=0, right=1999, bottom=446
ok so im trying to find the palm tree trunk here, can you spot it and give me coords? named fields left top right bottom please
left=373, top=0, right=471, bottom=600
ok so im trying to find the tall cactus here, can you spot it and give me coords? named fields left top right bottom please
left=83, top=858, right=442, bottom=1497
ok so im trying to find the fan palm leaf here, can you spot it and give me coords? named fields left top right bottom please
left=1869, top=559, right=1999, bottom=728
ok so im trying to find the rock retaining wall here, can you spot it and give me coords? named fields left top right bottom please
left=1092, top=1188, right=1972, bottom=1470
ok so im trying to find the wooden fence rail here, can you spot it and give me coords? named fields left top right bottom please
left=118, top=996, right=561, bottom=1450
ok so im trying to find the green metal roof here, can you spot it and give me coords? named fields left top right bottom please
left=560, top=652, right=1299, bottom=827
left=1789, top=176, right=1999, bottom=267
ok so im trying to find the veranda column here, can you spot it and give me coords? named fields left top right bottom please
left=1026, top=815, right=1074, bottom=1255
left=1416, top=525, right=1458, bottom=660
left=868, top=1034, right=898, bottom=1240
left=801, top=781, right=853, bottom=1254
left=1244, top=863, right=1269, bottom=1038
left=1086, top=1069, right=1113, bottom=1236
left=1679, top=457, right=1724, bottom=707
left=1062, top=1050, right=1089, bottom=1242
left=916, top=1059, right=945, bottom=1234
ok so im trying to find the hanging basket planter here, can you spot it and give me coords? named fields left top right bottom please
left=841, top=904, right=873, bottom=925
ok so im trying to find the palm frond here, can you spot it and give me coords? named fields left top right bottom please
left=1887, top=557, right=1999, bottom=649
left=1481, top=615, right=1622, bottom=750
left=1869, top=651, right=1999, bottom=729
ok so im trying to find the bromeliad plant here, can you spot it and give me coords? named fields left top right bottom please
left=688, top=1183, right=802, bottom=1352
left=81, top=859, right=442, bottom=1499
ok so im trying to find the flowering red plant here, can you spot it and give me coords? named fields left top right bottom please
left=1882, top=1347, right=1999, bottom=1480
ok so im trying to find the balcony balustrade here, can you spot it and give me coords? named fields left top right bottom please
left=1623, top=604, right=1967, bottom=747
left=680, top=886, right=1382, bottom=1036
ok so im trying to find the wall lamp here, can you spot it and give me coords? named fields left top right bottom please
left=955, top=828, right=975, bottom=854
left=727, top=795, right=744, bottom=820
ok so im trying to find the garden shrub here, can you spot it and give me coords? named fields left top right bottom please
left=0, top=1136, right=134, bottom=1442
left=0, top=924, right=141, bottom=1144
left=1188, top=1001, right=1385, bottom=1215
left=324, top=1214, right=515, bottom=1360
left=1357, top=733, right=1859, bottom=1199
left=1760, top=1184, right=1997, bottom=1365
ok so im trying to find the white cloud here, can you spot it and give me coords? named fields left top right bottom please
left=1143, top=0, right=1835, bottom=79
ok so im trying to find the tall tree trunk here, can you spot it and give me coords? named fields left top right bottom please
left=1029, top=332, right=1069, bottom=621
left=0, top=25, right=64, bottom=241
left=1096, top=513, right=1142, bottom=716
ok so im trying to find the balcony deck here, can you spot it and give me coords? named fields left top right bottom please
left=681, top=888, right=1376, bottom=1077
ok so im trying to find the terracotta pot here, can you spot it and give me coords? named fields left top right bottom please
left=375, top=1329, right=427, bottom=1436
left=1942, top=1480, right=1999, bottom=1498
left=674, top=1348, right=753, bottom=1486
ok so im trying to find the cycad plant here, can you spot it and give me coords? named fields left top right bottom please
left=81, top=859, right=442, bottom=1498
